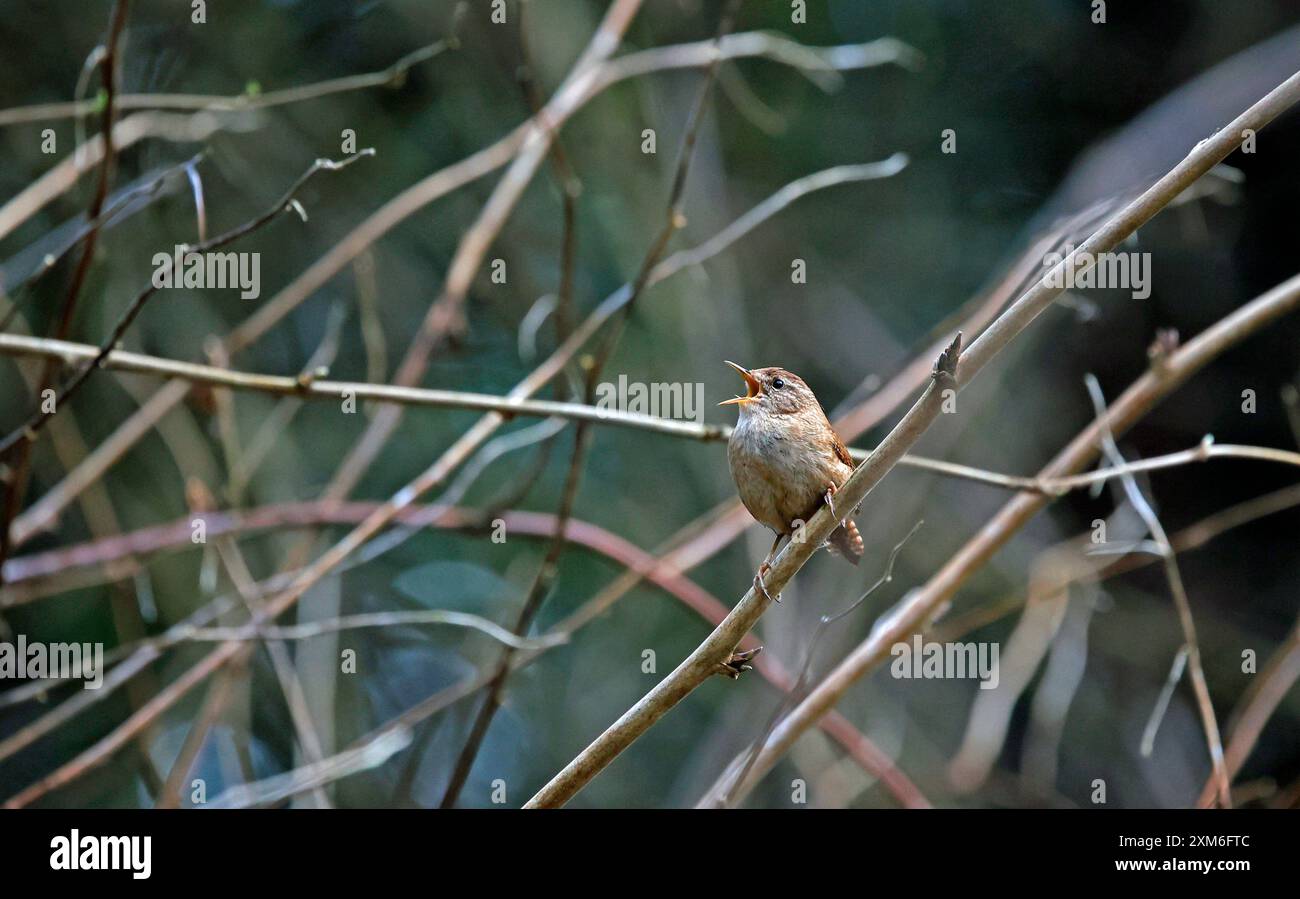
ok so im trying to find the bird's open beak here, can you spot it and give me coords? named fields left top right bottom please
left=719, top=361, right=761, bottom=406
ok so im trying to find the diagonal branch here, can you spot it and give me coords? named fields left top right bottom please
left=1197, top=618, right=1300, bottom=807
left=709, top=269, right=1300, bottom=808
left=526, top=70, right=1300, bottom=808
left=514, top=203, right=1125, bottom=681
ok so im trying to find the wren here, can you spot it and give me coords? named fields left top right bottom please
left=720, top=362, right=864, bottom=603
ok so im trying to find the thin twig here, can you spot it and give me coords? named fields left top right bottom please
left=0, top=151, right=375, bottom=459
left=1082, top=374, right=1230, bottom=807
left=707, top=521, right=924, bottom=808
left=1197, top=620, right=1300, bottom=807
left=6, top=333, right=1300, bottom=487
left=0, top=153, right=203, bottom=334
left=183, top=610, right=567, bottom=651
left=0, top=34, right=461, bottom=126
left=202, top=727, right=414, bottom=810
left=155, top=660, right=241, bottom=808
left=0, top=112, right=238, bottom=245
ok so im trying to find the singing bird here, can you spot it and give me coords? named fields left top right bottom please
left=720, top=362, right=863, bottom=602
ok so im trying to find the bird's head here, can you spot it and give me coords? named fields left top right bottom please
left=719, top=362, right=817, bottom=418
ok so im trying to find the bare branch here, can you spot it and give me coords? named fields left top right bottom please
left=1198, top=620, right=1300, bottom=808
left=6, top=332, right=1299, bottom=488
left=712, top=268, right=1300, bottom=808
left=0, top=151, right=375, bottom=458
left=0, top=503, right=924, bottom=808
left=4, top=29, right=915, bottom=550
left=524, top=71, right=1300, bottom=807
left=0, top=34, right=460, bottom=127
left=203, top=727, right=414, bottom=810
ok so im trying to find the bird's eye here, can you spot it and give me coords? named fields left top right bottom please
left=772, top=377, right=785, bottom=389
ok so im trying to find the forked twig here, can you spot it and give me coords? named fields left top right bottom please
left=707, top=521, right=924, bottom=808
left=1082, top=374, right=1231, bottom=808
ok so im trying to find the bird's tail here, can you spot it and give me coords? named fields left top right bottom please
left=827, top=518, right=864, bottom=565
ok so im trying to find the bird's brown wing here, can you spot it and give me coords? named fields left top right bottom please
left=831, top=431, right=855, bottom=470
left=824, top=427, right=864, bottom=564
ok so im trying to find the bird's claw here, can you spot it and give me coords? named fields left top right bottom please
left=754, top=564, right=780, bottom=603
left=824, top=485, right=840, bottom=524
left=716, top=645, right=763, bottom=680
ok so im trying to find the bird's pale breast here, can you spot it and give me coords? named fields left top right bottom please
left=728, top=410, right=852, bottom=535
